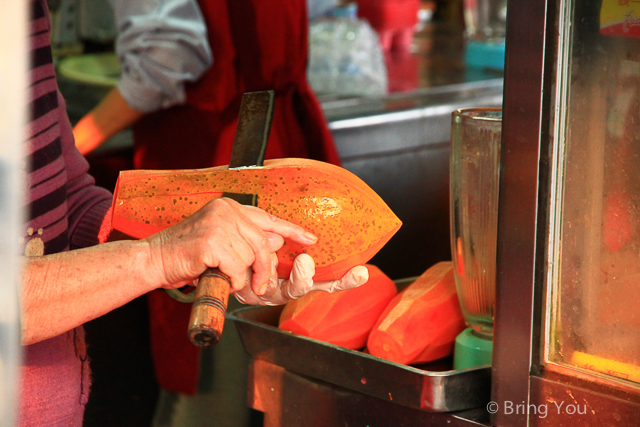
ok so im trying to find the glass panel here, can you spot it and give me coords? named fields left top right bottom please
left=546, top=0, right=640, bottom=386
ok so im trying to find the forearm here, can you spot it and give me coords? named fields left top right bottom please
left=21, top=239, right=159, bottom=345
left=73, top=88, right=144, bottom=155
left=20, top=198, right=330, bottom=345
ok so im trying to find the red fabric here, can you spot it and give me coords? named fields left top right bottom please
left=356, top=0, right=419, bottom=51
left=133, top=0, right=341, bottom=395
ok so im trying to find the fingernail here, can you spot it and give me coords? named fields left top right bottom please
left=267, top=234, right=279, bottom=244
left=302, top=231, right=318, bottom=244
left=267, top=234, right=283, bottom=249
left=258, top=283, right=268, bottom=296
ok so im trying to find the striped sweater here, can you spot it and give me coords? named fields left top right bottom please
left=19, top=1, right=113, bottom=425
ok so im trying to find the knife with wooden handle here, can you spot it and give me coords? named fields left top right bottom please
left=187, top=90, right=275, bottom=347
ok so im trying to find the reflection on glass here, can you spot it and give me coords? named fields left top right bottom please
left=547, top=0, right=640, bottom=386
left=463, top=0, right=507, bottom=42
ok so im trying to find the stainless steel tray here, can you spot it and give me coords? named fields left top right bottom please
left=228, top=289, right=491, bottom=413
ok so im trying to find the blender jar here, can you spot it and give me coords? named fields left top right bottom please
left=450, top=108, right=502, bottom=368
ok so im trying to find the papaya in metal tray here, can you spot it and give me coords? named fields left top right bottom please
left=110, top=158, right=402, bottom=280
left=367, top=262, right=466, bottom=365
left=278, top=264, right=398, bottom=349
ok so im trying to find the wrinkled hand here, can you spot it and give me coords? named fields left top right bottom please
left=234, top=253, right=369, bottom=306
left=144, top=198, right=317, bottom=295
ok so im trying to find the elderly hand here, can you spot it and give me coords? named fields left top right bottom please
left=234, top=253, right=369, bottom=306
left=144, top=198, right=318, bottom=295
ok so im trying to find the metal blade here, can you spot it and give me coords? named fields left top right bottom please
left=166, top=90, right=276, bottom=308
left=228, top=90, right=275, bottom=173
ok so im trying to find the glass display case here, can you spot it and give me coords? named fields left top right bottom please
left=545, top=0, right=640, bottom=389
left=493, top=0, right=640, bottom=425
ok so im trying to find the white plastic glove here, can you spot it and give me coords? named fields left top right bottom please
left=234, top=253, right=369, bottom=306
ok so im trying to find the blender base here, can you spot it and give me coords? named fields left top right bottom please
left=453, top=328, right=493, bottom=369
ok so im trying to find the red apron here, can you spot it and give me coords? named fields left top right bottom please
left=133, top=0, right=341, bottom=395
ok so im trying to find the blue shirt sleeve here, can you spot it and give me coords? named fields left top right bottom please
left=307, top=0, right=338, bottom=20
left=109, top=0, right=213, bottom=113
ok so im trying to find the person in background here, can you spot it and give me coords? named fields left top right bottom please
left=72, top=0, right=211, bottom=156
left=71, top=0, right=344, bottom=423
left=21, top=1, right=368, bottom=426
left=72, top=0, right=338, bottom=162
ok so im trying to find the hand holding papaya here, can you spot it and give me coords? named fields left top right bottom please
left=144, top=198, right=317, bottom=294
left=144, top=197, right=369, bottom=305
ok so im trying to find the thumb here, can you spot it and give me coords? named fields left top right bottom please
left=265, top=232, right=284, bottom=251
left=281, top=253, right=315, bottom=299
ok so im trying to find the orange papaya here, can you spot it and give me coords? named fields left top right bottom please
left=278, top=265, right=398, bottom=349
left=367, top=261, right=465, bottom=365
left=110, top=158, right=402, bottom=280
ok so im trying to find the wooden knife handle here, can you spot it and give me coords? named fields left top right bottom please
left=187, top=267, right=230, bottom=347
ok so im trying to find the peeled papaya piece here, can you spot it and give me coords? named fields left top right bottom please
left=367, top=262, right=465, bottom=365
left=111, top=158, right=402, bottom=280
left=278, top=265, right=398, bottom=349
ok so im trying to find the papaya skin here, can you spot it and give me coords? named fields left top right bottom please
left=278, top=265, right=398, bottom=349
left=367, top=262, right=466, bottom=365
left=111, top=158, right=402, bottom=280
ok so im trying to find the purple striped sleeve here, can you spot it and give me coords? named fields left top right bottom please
left=58, top=92, right=114, bottom=249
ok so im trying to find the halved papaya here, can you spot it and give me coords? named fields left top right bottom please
left=110, top=158, right=402, bottom=280
left=278, top=265, right=398, bottom=349
left=367, top=261, right=465, bottom=365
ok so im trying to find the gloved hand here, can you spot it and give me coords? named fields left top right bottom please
left=234, top=253, right=369, bottom=306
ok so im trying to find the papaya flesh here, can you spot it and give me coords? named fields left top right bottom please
left=367, top=261, right=465, bottom=365
left=278, top=265, right=398, bottom=349
left=110, top=158, right=402, bottom=280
